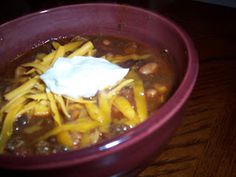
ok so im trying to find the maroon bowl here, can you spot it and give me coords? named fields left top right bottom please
left=0, top=3, right=198, bottom=177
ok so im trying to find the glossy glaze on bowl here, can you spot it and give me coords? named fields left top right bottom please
left=0, top=3, right=198, bottom=177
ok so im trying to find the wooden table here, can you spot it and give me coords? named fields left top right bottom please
left=139, top=1, right=236, bottom=177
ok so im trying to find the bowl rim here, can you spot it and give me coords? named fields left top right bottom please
left=0, top=3, right=199, bottom=170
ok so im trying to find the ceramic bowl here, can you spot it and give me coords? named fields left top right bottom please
left=0, top=3, right=198, bottom=177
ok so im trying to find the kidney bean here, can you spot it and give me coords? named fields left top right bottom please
left=139, top=62, right=158, bottom=75
left=146, top=88, right=158, bottom=98
left=102, top=39, right=111, bottom=46
left=154, top=84, right=168, bottom=94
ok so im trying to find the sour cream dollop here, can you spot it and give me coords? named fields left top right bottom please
left=40, top=56, right=129, bottom=99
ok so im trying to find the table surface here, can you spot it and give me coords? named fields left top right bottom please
left=139, top=1, right=236, bottom=177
